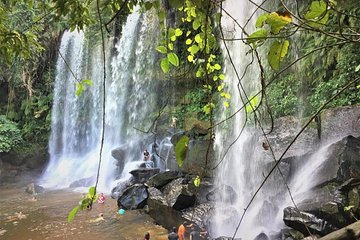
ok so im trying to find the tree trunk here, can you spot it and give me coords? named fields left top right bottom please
left=317, top=221, right=360, bottom=240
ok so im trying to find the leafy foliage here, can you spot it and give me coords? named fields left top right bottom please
left=68, top=186, right=98, bottom=223
left=0, top=115, right=23, bottom=152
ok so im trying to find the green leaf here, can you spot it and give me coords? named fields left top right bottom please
left=175, top=135, right=189, bottom=167
left=256, top=14, right=269, bottom=28
left=194, top=34, right=202, bottom=43
left=186, top=39, right=192, bottom=45
left=76, top=82, right=83, bottom=97
left=219, top=74, right=225, bottom=80
left=67, top=206, right=79, bottom=223
left=161, top=58, right=169, bottom=73
left=194, top=176, right=200, bottom=187
left=344, top=205, right=355, bottom=211
left=175, top=28, right=183, bottom=37
left=266, top=12, right=292, bottom=34
left=156, top=46, right=167, bottom=54
left=305, top=0, right=328, bottom=20
left=193, top=19, right=201, bottom=30
left=187, top=55, right=194, bottom=62
left=82, top=79, right=93, bottom=86
left=246, top=95, right=260, bottom=113
left=188, top=45, right=199, bottom=55
left=214, top=64, right=221, bottom=70
left=167, top=52, right=179, bottom=67
left=247, top=29, right=268, bottom=45
left=88, top=186, right=95, bottom=197
left=168, top=43, right=174, bottom=51
left=268, top=40, right=290, bottom=71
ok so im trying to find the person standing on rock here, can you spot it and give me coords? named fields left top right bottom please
left=168, top=227, right=179, bottom=240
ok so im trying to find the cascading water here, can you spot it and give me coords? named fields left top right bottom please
left=41, top=9, right=162, bottom=192
left=211, top=0, right=264, bottom=238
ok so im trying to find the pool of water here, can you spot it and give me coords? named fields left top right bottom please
left=0, top=175, right=168, bottom=240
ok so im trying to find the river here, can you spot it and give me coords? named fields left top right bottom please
left=0, top=173, right=168, bottom=240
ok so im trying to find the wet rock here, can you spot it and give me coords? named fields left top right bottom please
left=25, top=183, right=44, bottom=195
left=162, top=178, right=195, bottom=210
left=111, top=145, right=128, bottom=173
left=314, top=135, right=360, bottom=187
left=279, top=228, right=305, bottom=240
left=145, top=170, right=183, bottom=188
left=69, top=176, right=94, bottom=188
left=147, top=187, right=186, bottom=230
left=111, top=177, right=135, bottom=199
left=170, top=131, right=187, bottom=145
left=206, top=184, right=238, bottom=204
left=117, top=184, right=148, bottom=210
left=253, top=233, right=269, bottom=240
left=181, top=203, right=214, bottom=228
left=283, top=206, right=337, bottom=236
left=129, top=168, right=160, bottom=183
left=296, top=188, right=346, bottom=228
left=181, top=140, right=216, bottom=177
left=188, top=177, right=214, bottom=203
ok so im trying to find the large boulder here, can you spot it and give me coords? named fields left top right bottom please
left=283, top=207, right=337, bottom=236
left=181, top=140, right=216, bottom=177
left=162, top=178, right=196, bottom=210
left=129, top=168, right=160, bottom=183
left=111, top=145, right=128, bottom=173
left=117, top=184, right=148, bottom=210
left=312, top=135, right=360, bottom=187
left=111, top=177, right=135, bottom=199
left=25, top=183, right=45, bottom=195
left=146, top=170, right=183, bottom=188
left=147, top=187, right=186, bottom=230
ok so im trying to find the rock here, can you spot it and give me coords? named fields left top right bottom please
left=111, top=177, right=135, bottom=199
left=147, top=187, right=186, bottom=230
left=146, top=170, right=183, bottom=188
left=162, top=178, right=196, bottom=210
left=111, top=145, right=128, bottom=173
left=181, top=140, right=216, bottom=177
left=25, top=183, right=45, bottom=195
left=129, top=168, right=160, bottom=183
left=338, top=178, right=360, bottom=193
left=117, top=184, right=148, bottom=210
left=170, top=131, right=187, bottom=145
left=69, top=176, right=94, bottom=188
left=206, top=184, right=238, bottom=204
left=313, top=135, right=360, bottom=187
left=283, top=206, right=337, bottom=236
left=296, top=188, right=346, bottom=228
left=253, top=233, right=269, bottom=240
left=279, top=228, right=305, bottom=240
left=188, top=177, right=215, bottom=203
left=181, top=203, right=214, bottom=228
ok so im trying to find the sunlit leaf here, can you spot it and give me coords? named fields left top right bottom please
left=88, top=186, right=95, bottom=197
left=219, top=74, right=225, bottom=80
left=187, top=55, right=194, bottom=62
left=305, top=0, right=330, bottom=27
left=224, top=101, right=230, bottom=108
left=156, top=46, right=167, bottom=54
left=193, top=19, right=201, bottom=30
left=175, top=28, right=183, bottom=36
left=246, top=95, right=260, bottom=113
left=168, top=43, right=174, bottom=51
left=194, top=176, right=200, bottom=187
left=188, top=45, right=199, bottom=55
left=214, top=64, right=221, bottom=70
left=256, top=14, right=269, bottom=28
left=68, top=206, right=79, bottom=223
left=247, top=29, right=268, bottom=45
left=76, top=82, right=83, bottom=97
left=82, top=79, right=93, bottom=86
left=268, top=40, right=290, bottom=71
left=186, top=39, right=192, bottom=45
left=167, top=52, right=179, bottom=67
left=161, top=58, right=169, bottom=73
left=194, top=34, right=202, bottom=43
left=266, top=12, right=292, bottom=34
left=175, top=135, right=189, bottom=167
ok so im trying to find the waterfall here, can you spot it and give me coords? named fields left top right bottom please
left=212, top=0, right=264, bottom=238
left=41, top=9, right=161, bottom=192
